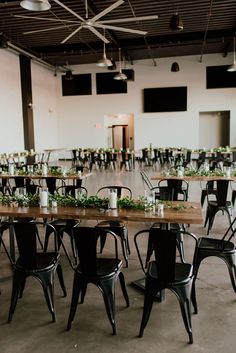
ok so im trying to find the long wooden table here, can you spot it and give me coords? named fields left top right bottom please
left=0, top=202, right=203, bottom=296
left=0, top=201, right=202, bottom=267
left=0, top=201, right=202, bottom=225
left=0, top=172, right=92, bottom=181
left=151, top=174, right=236, bottom=181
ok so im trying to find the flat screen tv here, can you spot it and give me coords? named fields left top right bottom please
left=62, top=73, right=92, bottom=96
left=143, top=86, right=187, bottom=112
left=96, top=72, right=127, bottom=94
left=206, top=65, right=236, bottom=89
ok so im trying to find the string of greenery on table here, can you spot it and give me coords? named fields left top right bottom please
left=0, top=166, right=80, bottom=176
left=0, top=194, right=191, bottom=211
left=161, top=168, right=231, bottom=177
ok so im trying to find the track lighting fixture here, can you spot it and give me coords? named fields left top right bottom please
left=64, top=70, right=73, bottom=81
left=169, top=13, right=183, bottom=31
left=96, top=31, right=112, bottom=67
left=20, top=0, right=51, bottom=11
left=114, top=48, right=127, bottom=81
left=171, top=62, right=180, bottom=72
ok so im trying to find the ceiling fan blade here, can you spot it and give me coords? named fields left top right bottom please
left=97, top=15, right=159, bottom=24
left=85, top=26, right=110, bottom=43
left=53, top=0, right=85, bottom=22
left=90, top=0, right=124, bottom=23
left=13, top=14, right=79, bottom=24
left=23, top=24, right=77, bottom=35
left=61, top=25, right=83, bottom=44
left=93, top=23, right=147, bottom=36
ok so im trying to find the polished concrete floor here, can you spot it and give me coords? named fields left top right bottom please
left=0, top=167, right=235, bottom=353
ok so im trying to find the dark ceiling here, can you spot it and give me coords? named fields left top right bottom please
left=0, top=0, right=236, bottom=68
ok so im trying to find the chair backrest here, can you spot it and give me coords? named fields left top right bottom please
left=134, top=228, right=197, bottom=280
left=96, top=186, right=132, bottom=199
left=45, top=177, right=57, bottom=195
left=207, top=180, right=228, bottom=206
left=158, top=186, right=174, bottom=201
left=72, top=226, right=118, bottom=276
left=158, top=179, right=188, bottom=201
left=134, top=228, right=177, bottom=281
left=140, top=171, right=153, bottom=191
left=12, top=221, right=57, bottom=270
left=56, top=185, right=88, bottom=198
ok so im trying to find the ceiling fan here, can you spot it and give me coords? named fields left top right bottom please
left=15, top=0, right=158, bottom=44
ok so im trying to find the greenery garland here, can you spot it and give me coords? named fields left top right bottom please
left=0, top=193, right=191, bottom=212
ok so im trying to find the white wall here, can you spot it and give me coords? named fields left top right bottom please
left=31, top=62, right=58, bottom=152
left=56, top=54, right=236, bottom=150
left=0, top=50, right=24, bottom=152
left=0, top=49, right=236, bottom=153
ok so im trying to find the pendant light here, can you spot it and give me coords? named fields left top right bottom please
left=114, top=48, right=127, bottom=81
left=169, top=13, right=183, bottom=31
left=169, top=1, right=183, bottom=31
left=227, top=37, right=236, bottom=72
left=96, top=31, right=112, bottom=67
left=65, top=70, right=73, bottom=81
left=171, top=62, right=180, bottom=72
left=20, top=0, right=51, bottom=11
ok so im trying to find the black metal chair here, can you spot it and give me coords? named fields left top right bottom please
left=64, top=226, right=129, bottom=335
left=204, top=180, right=233, bottom=235
left=134, top=227, right=198, bottom=344
left=200, top=180, right=217, bottom=207
left=158, top=179, right=189, bottom=201
left=43, top=186, right=88, bottom=264
left=193, top=217, right=236, bottom=314
left=7, top=221, right=67, bottom=323
left=96, top=186, right=132, bottom=267
left=120, top=152, right=132, bottom=171
left=56, top=185, right=88, bottom=198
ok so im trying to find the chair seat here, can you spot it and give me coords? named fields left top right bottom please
left=148, top=262, right=193, bottom=283
left=77, top=258, right=122, bottom=277
left=198, top=237, right=235, bottom=252
left=16, top=252, right=60, bottom=270
left=208, top=200, right=232, bottom=208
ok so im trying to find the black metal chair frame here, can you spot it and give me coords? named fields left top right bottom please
left=43, top=186, right=88, bottom=264
left=158, top=179, right=189, bottom=201
left=193, top=216, right=236, bottom=314
left=96, top=186, right=132, bottom=267
left=61, top=226, right=130, bottom=335
left=134, top=227, right=198, bottom=344
left=7, top=221, right=67, bottom=323
left=204, top=180, right=233, bottom=235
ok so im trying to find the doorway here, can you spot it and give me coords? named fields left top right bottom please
left=111, top=125, right=128, bottom=150
left=104, top=113, right=134, bottom=150
left=199, top=111, right=230, bottom=148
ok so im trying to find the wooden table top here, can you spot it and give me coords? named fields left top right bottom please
left=0, top=201, right=203, bottom=225
left=151, top=174, right=236, bottom=181
left=0, top=172, right=93, bottom=180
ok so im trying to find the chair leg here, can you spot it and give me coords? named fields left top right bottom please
left=100, top=278, right=117, bottom=335
left=201, top=190, right=207, bottom=207
left=56, top=264, right=67, bottom=297
left=232, top=190, right=236, bottom=207
left=174, top=283, right=193, bottom=344
left=138, top=277, right=159, bottom=338
left=219, top=254, right=236, bottom=293
left=8, top=272, right=25, bottom=323
left=67, top=275, right=83, bottom=330
left=40, top=272, right=56, bottom=322
left=191, top=280, right=198, bottom=314
left=176, top=232, right=185, bottom=263
left=118, top=272, right=130, bottom=307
